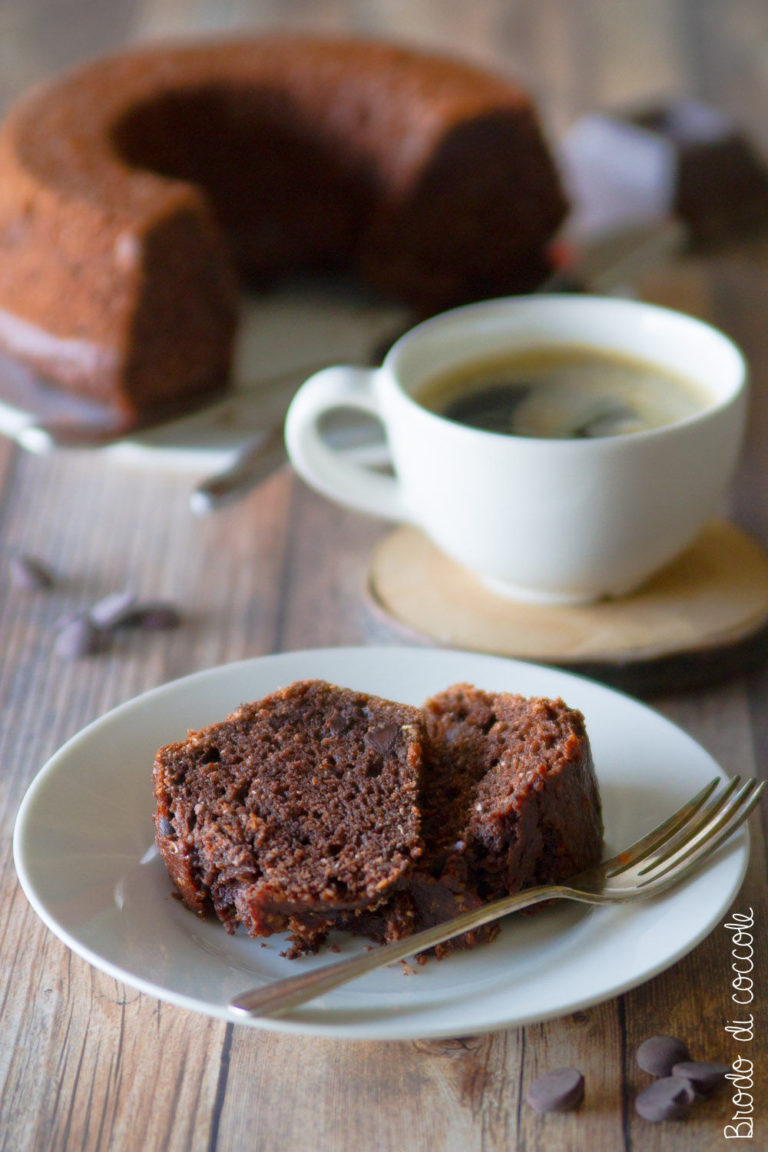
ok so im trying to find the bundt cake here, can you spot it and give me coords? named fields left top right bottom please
left=153, top=679, right=602, bottom=958
left=0, top=34, right=568, bottom=425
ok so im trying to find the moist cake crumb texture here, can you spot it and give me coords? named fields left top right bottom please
left=154, top=679, right=425, bottom=955
left=154, top=678, right=603, bottom=957
left=421, top=683, right=604, bottom=901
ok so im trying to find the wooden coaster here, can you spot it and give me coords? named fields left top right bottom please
left=366, top=520, right=768, bottom=693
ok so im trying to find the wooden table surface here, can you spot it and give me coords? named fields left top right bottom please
left=1, top=2, right=767, bottom=1150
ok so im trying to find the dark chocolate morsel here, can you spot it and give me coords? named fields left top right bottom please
left=328, top=709, right=351, bottom=735
left=135, top=603, right=182, bottom=630
left=671, top=1061, right=730, bottom=1096
left=157, top=816, right=173, bottom=838
left=10, top=554, right=56, bottom=591
left=366, top=723, right=401, bottom=754
left=525, top=1067, right=585, bottom=1113
left=635, top=1076, right=696, bottom=1122
left=89, top=590, right=138, bottom=628
left=89, top=593, right=181, bottom=630
left=636, top=1035, right=691, bottom=1077
left=55, top=615, right=109, bottom=659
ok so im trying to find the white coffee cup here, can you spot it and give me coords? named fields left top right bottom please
left=285, top=295, right=747, bottom=605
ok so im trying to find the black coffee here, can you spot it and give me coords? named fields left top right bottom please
left=415, top=344, right=713, bottom=439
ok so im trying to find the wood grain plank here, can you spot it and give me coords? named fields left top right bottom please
left=276, top=481, right=390, bottom=651
left=0, top=449, right=294, bottom=1152
left=623, top=832, right=766, bottom=1150
left=216, top=1030, right=528, bottom=1152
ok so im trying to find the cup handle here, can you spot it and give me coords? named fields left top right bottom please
left=285, top=365, right=407, bottom=521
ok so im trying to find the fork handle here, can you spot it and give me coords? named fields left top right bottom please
left=229, top=884, right=562, bottom=1019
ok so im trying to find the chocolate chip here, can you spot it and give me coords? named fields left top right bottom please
left=55, top=615, right=109, bottom=659
left=366, top=723, right=400, bottom=754
left=636, top=1035, right=691, bottom=1077
left=157, top=816, right=173, bottom=837
left=328, top=709, right=351, bottom=735
left=671, top=1061, right=730, bottom=1096
left=525, top=1068, right=585, bottom=1113
left=89, top=591, right=138, bottom=629
left=134, top=602, right=181, bottom=630
left=88, top=592, right=181, bottom=631
left=635, top=1076, right=697, bottom=1122
left=10, top=554, right=55, bottom=591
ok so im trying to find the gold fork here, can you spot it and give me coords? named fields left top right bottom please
left=229, top=775, right=764, bottom=1020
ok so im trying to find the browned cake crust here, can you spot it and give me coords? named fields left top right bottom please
left=0, top=34, right=568, bottom=421
left=153, top=678, right=603, bottom=958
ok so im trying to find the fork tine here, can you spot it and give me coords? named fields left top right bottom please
left=603, top=777, right=721, bottom=878
left=635, top=776, right=746, bottom=876
left=637, top=779, right=764, bottom=887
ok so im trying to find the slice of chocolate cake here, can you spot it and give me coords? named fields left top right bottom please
left=153, top=679, right=425, bottom=955
left=349, top=683, right=604, bottom=959
left=420, top=684, right=603, bottom=901
left=153, top=678, right=603, bottom=959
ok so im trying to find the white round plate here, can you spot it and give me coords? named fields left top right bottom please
left=13, top=646, right=748, bottom=1041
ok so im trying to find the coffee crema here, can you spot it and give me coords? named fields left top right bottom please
left=414, top=344, right=715, bottom=439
